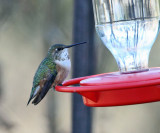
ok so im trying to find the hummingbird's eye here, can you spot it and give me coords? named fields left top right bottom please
left=57, top=48, right=63, bottom=51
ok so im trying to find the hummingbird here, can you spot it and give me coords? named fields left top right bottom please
left=27, top=42, right=87, bottom=105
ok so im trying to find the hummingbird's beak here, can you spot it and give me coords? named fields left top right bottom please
left=64, top=42, right=87, bottom=48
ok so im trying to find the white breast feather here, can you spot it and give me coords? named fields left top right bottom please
left=55, top=59, right=71, bottom=71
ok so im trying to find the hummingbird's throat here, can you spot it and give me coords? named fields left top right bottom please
left=55, top=49, right=71, bottom=71
left=55, top=49, right=69, bottom=61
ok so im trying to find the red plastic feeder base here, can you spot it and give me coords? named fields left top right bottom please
left=55, top=67, right=160, bottom=107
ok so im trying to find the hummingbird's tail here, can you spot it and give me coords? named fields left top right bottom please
left=32, top=94, right=43, bottom=105
left=27, top=90, right=34, bottom=106
left=27, top=97, right=32, bottom=106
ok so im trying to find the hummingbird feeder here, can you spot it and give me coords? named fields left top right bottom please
left=56, top=0, right=160, bottom=107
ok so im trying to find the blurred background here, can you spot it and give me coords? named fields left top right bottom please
left=1, top=0, right=160, bottom=133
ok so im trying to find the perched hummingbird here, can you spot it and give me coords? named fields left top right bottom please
left=27, top=42, right=86, bottom=105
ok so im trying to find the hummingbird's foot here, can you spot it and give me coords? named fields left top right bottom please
left=58, top=84, right=63, bottom=86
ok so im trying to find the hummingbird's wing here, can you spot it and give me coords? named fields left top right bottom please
left=27, top=64, right=49, bottom=105
left=27, top=58, right=57, bottom=105
left=31, top=70, right=57, bottom=105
